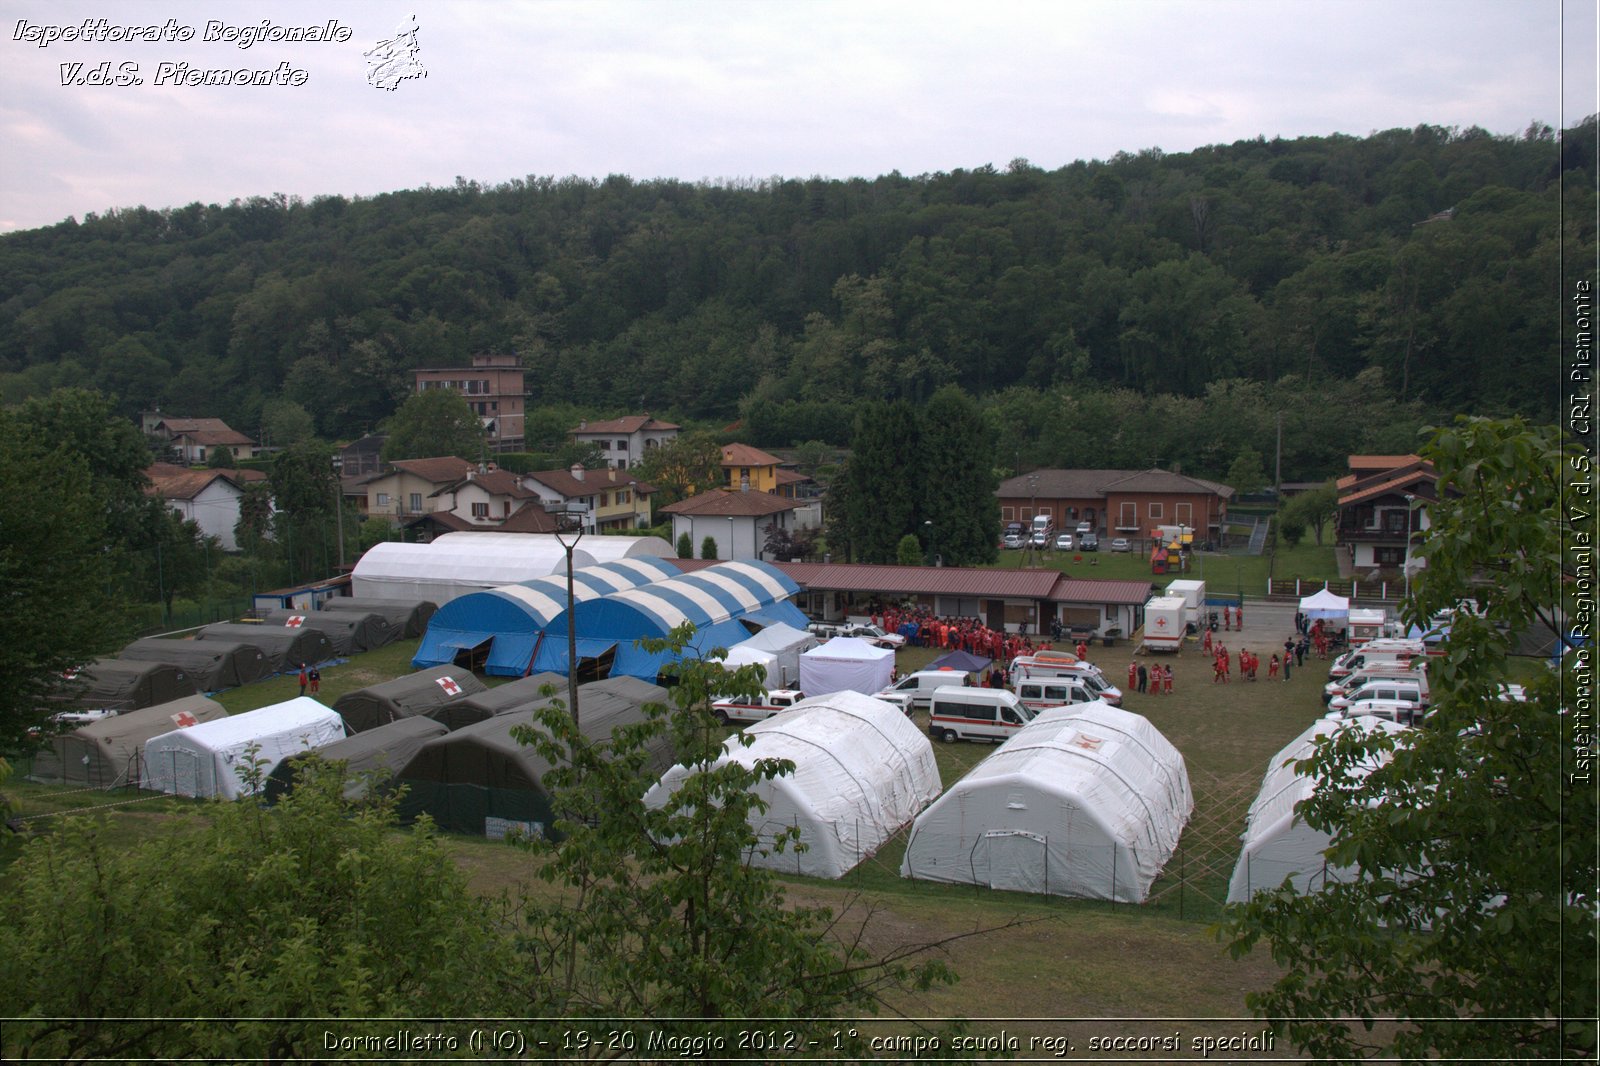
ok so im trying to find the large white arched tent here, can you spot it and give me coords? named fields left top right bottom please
left=645, top=690, right=941, bottom=879
left=535, top=560, right=808, bottom=681
left=901, top=701, right=1192, bottom=903
left=141, top=697, right=346, bottom=800
left=351, top=533, right=676, bottom=605
left=411, top=557, right=683, bottom=675
left=1226, top=714, right=1408, bottom=904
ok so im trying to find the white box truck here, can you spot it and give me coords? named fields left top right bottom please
left=1165, top=579, right=1207, bottom=630
left=1141, top=596, right=1186, bottom=653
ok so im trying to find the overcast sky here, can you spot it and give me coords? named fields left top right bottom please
left=1, top=0, right=1594, bottom=233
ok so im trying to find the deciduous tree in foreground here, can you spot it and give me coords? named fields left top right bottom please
left=1221, top=417, right=1597, bottom=1059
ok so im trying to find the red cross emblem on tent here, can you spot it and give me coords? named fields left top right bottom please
left=285, top=615, right=306, bottom=628
left=171, top=711, right=199, bottom=728
left=436, top=676, right=462, bottom=696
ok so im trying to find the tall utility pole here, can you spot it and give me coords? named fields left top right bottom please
left=1275, top=411, right=1283, bottom=496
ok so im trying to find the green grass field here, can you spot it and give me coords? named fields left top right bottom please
left=6, top=622, right=1335, bottom=1027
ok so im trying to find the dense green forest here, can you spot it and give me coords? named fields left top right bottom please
left=2, top=119, right=1592, bottom=480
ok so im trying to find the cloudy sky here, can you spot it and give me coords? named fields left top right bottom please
left=1, top=0, right=1594, bottom=233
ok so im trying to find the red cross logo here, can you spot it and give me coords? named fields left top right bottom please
left=172, top=711, right=199, bottom=728
left=436, top=677, right=461, bottom=696
left=1155, top=617, right=1168, bottom=629
left=285, top=616, right=305, bottom=628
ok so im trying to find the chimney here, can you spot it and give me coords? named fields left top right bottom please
left=570, top=463, right=585, bottom=482
left=608, top=467, right=616, bottom=482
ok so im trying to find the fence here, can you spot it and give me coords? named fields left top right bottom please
left=1268, top=577, right=1403, bottom=603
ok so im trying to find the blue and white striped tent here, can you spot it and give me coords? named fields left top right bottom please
left=412, top=557, right=683, bottom=676
left=535, top=560, right=808, bottom=682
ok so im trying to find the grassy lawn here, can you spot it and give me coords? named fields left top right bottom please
left=7, top=622, right=1332, bottom=1025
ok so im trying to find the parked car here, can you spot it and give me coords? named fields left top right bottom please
left=1002, top=532, right=1025, bottom=549
left=839, top=623, right=906, bottom=648
left=1110, top=537, right=1132, bottom=552
left=710, top=688, right=807, bottom=725
left=1030, top=531, right=1049, bottom=548
left=1079, top=532, right=1099, bottom=551
left=1053, top=532, right=1073, bottom=551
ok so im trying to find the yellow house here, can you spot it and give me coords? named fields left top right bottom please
left=721, top=443, right=783, bottom=494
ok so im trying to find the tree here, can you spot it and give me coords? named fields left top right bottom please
left=634, top=431, right=724, bottom=507
left=0, top=413, right=126, bottom=753
left=676, top=531, right=693, bottom=559
left=259, top=397, right=316, bottom=448
left=700, top=535, right=718, bottom=560
left=896, top=533, right=923, bottom=566
left=839, top=400, right=922, bottom=563
left=1277, top=481, right=1341, bottom=546
left=268, top=440, right=339, bottom=583
left=1225, top=446, right=1269, bottom=495
left=206, top=444, right=234, bottom=468
left=508, top=627, right=957, bottom=1031
left=380, top=388, right=484, bottom=462
left=1221, top=417, right=1596, bottom=1059
left=917, top=386, right=999, bottom=566
left=0, top=760, right=525, bottom=1059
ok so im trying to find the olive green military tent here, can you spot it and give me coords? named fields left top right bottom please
left=333, top=666, right=489, bottom=734
left=395, top=677, right=670, bottom=838
left=431, top=672, right=567, bottom=730
left=27, top=695, right=227, bottom=788
left=193, top=623, right=333, bottom=673
left=257, top=608, right=395, bottom=656
left=322, top=596, right=437, bottom=638
left=54, top=659, right=197, bottom=712
left=119, top=637, right=268, bottom=691
left=263, top=715, right=450, bottom=804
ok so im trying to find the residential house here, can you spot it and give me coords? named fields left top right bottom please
left=337, top=434, right=387, bottom=478
left=570, top=416, right=680, bottom=470
left=412, top=354, right=526, bottom=452
left=146, top=417, right=260, bottom=465
left=660, top=488, right=800, bottom=562
left=428, top=467, right=544, bottom=527
left=144, top=462, right=268, bottom=552
left=520, top=465, right=655, bottom=533
left=360, top=457, right=474, bottom=524
left=995, top=468, right=1233, bottom=544
left=720, top=443, right=783, bottom=493
left=1335, top=455, right=1437, bottom=572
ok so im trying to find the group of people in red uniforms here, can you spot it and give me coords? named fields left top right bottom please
left=871, top=607, right=1042, bottom=664
left=1127, top=660, right=1174, bottom=695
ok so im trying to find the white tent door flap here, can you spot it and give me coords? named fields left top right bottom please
left=979, top=830, right=1048, bottom=893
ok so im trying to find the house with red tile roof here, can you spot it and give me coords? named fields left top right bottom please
left=996, top=468, right=1233, bottom=544
left=146, top=416, right=261, bottom=465
left=660, top=487, right=801, bottom=562
left=520, top=464, right=655, bottom=532
left=569, top=415, right=680, bottom=470
left=1335, top=455, right=1437, bottom=573
left=359, top=457, right=475, bottom=523
left=428, top=466, right=544, bottom=527
left=144, top=462, right=268, bottom=551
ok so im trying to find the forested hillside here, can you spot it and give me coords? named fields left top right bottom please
left=2, top=119, right=1592, bottom=479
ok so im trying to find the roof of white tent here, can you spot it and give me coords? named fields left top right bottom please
left=430, top=531, right=675, bottom=563
left=1299, top=587, right=1351, bottom=617
left=352, top=539, right=596, bottom=587
left=1238, top=714, right=1405, bottom=847
left=801, top=636, right=892, bottom=662
left=740, top=621, right=817, bottom=654
left=716, top=643, right=779, bottom=671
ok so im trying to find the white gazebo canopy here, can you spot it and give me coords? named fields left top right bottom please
left=1299, top=588, right=1350, bottom=621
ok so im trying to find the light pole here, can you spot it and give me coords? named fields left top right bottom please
left=549, top=505, right=586, bottom=728
left=1402, top=493, right=1417, bottom=607
left=924, top=520, right=934, bottom=567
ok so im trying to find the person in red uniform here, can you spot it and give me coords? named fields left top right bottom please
left=1075, top=640, right=1089, bottom=661
left=1163, top=665, right=1174, bottom=695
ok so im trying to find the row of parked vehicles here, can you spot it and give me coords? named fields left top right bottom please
left=712, top=652, right=1123, bottom=746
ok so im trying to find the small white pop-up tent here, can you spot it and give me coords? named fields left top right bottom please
left=737, top=622, right=818, bottom=688
left=645, top=690, right=941, bottom=879
left=901, top=701, right=1192, bottom=902
left=798, top=636, right=893, bottom=696
left=1299, top=587, right=1350, bottom=622
left=714, top=643, right=780, bottom=684
left=141, top=697, right=346, bottom=800
left=1227, top=715, right=1407, bottom=903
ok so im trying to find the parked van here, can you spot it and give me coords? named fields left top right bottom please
left=1327, top=696, right=1424, bottom=727
left=927, top=688, right=1034, bottom=744
left=1009, top=655, right=1121, bottom=703
left=1327, top=678, right=1428, bottom=714
left=1324, top=664, right=1428, bottom=704
left=1014, top=676, right=1098, bottom=712
left=874, top=668, right=973, bottom=712
left=1327, top=640, right=1425, bottom=680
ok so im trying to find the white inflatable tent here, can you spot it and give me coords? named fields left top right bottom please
left=798, top=637, right=894, bottom=696
left=901, top=701, right=1193, bottom=903
left=141, top=697, right=346, bottom=800
left=645, top=690, right=941, bottom=879
left=1226, top=715, right=1407, bottom=903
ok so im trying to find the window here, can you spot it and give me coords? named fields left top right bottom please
left=1148, top=502, right=1164, bottom=520
left=1119, top=502, right=1137, bottom=528
left=1001, top=506, right=1014, bottom=521
left=471, top=502, right=489, bottom=518
left=376, top=493, right=390, bottom=508
left=408, top=493, right=422, bottom=512
left=1175, top=502, right=1192, bottom=526
left=600, top=493, right=610, bottom=507
left=617, top=490, right=630, bottom=504
left=1375, top=546, right=1405, bottom=565
left=598, top=440, right=611, bottom=450
left=1037, top=506, right=1052, bottom=520
left=615, top=440, right=628, bottom=452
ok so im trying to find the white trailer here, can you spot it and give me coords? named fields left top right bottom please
left=1140, top=596, right=1186, bottom=654
left=1347, top=608, right=1390, bottom=646
left=1165, top=579, right=1207, bottom=629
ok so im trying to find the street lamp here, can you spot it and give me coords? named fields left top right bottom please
left=548, top=504, right=587, bottom=728
left=1402, top=493, right=1417, bottom=607
left=924, top=520, right=934, bottom=567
